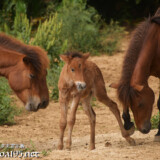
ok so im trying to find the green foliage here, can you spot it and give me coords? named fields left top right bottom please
left=102, top=20, right=125, bottom=55
left=31, top=13, right=65, bottom=60
left=12, top=13, right=32, bottom=44
left=47, top=62, right=64, bottom=101
left=0, top=78, right=19, bottom=125
left=151, top=112, right=160, bottom=129
left=52, top=0, right=124, bottom=55
left=56, top=0, right=101, bottom=54
left=0, top=0, right=27, bottom=32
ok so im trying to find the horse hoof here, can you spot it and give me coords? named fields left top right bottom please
left=127, top=125, right=135, bottom=136
left=89, top=144, right=95, bottom=150
left=66, top=146, right=71, bottom=151
left=57, top=144, right=63, bottom=150
left=126, top=137, right=136, bottom=146
left=154, top=135, right=160, bottom=142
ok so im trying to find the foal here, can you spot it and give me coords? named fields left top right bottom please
left=58, top=52, right=135, bottom=150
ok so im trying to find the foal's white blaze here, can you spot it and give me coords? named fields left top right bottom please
left=75, top=81, right=86, bottom=91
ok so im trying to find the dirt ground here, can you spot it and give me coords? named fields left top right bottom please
left=1, top=38, right=160, bottom=160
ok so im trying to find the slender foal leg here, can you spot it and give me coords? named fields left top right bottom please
left=58, top=100, right=68, bottom=150
left=66, top=96, right=80, bottom=150
left=82, top=96, right=96, bottom=150
left=95, top=83, right=135, bottom=145
left=154, top=93, right=160, bottom=142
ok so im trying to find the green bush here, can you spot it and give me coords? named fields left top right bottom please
left=102, top=20, right=125, bottom=55
left=47, top=62, right=64, bottom=101
left=56, top=0, right=101, bottom=54
left=12, top=13, right=32, bottom=44
left=31, top=13, right=66, bottom=61
left=55, top=0, right=124, bottom=55
left=151, top=112, right=160, bottom=129
left=0, top=78, right=19, bottom=125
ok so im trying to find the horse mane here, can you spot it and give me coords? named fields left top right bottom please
left=64, top=52, right=83, bottom=58
left=118, top=8, right=160, bottom=109
left=0, top=33, right=49, bottom=73
left=117, top=18, right=151, bottom=108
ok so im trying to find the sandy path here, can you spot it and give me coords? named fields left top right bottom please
left=1, top=38, right=160, bottom=159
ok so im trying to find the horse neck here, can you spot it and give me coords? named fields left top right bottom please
left=0, top=47, right=23, bottom=78
left=131, top=24, right=158, bottom=86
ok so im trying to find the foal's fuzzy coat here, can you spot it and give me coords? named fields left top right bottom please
left=58, top=52, right=135, bottom=150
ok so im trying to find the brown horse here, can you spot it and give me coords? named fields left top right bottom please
left=110, top=8, right=160, bottom=140
left=58, top=52, right=135, bottom=150
left=0, top=33, right=49, bottom=111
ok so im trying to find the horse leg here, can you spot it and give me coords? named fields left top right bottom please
left=82, top=96, right=96, bottom=150
left=66, top=96, right=80, bottom=150
left=122, top=108, right=135, bottom=136
left=94, top=84, right=135, bottom=145
left=154, top=93, right=160, bottom=142
left=58, top=100, right=68, bottom=150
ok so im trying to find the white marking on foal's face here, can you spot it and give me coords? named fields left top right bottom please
left=75, top=81, right=86, bottom=91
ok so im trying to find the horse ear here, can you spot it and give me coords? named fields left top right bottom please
left=23, top=57, right=31, bottom=65
left=151, top=16, right=160, bottom=24
left=60, top=55, right=70, bottom=63
left=83, top=53, right=90, bottom=60
left=154, top=7, right=160, bottom=16
left=109, top=83, right=119, bottom=89
left=132, top=84, right=144, bottom=92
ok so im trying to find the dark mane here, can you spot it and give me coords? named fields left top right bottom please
left=118, top=8, right=160, bottom=109
left=0, top=33, right=49, bottom=73
left=64, top=52, right=83, bottom=58
left=117, top=18, right=151, bottom=108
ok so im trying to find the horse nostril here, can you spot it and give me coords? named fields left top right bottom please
left=39, top=100, right=49, bottom=109
left=83, top=83, right=86, bottom=89
left=141, top=121, right=151, bottom=134
left=141, top=128, right=150, bottom=134
left=75, top=82, right=86, bottom=91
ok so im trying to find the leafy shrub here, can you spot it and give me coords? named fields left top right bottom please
left=0, top=78, right=19, bottom=125
left=0, top=0, right=27, bottom=33
left=47, top=62, right=64, bottom=101
left=102, top=20, right=125, bottom=55
left=56, top=0, right=101, bottom=54
left=12, top=13, right=32, bottom=44
left=151, top=112, right=160, bottom=129
left=31, top=13, right=66, bottom=60
left=55, top=0, right=125, bottom=55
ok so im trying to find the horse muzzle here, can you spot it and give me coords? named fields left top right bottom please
left=75, top=81, right=86, bottom=91
left=25, top=97, right=49, bottom=112
left=139, top=121, right=151, bottom=134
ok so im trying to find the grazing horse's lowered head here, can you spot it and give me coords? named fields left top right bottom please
left=0, top=33, right=50, bottom=111
left=110, top=8, right=160, bottom=134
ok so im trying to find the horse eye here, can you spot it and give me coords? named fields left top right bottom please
left=71, top=68, right=75, bottom=72
left=30, top=74, right=35, bottom=79
left=79, top=64, right=81, bottom=68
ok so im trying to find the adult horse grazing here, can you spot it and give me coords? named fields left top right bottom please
left=58, top=52, right=135, bottom=150
left=0, top=33, right=49, bottom=111
left=110, top=8, right=160, bottom=141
